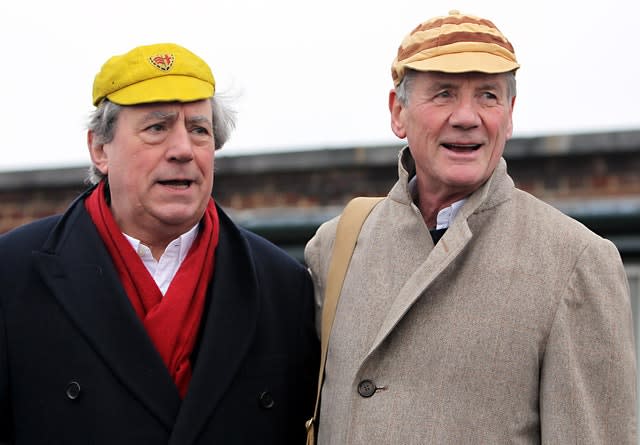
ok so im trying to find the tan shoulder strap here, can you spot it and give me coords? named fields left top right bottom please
left=306, top=196, right=383, bottom=445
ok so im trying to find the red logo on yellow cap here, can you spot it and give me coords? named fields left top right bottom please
left=149, top=53, right=175, bottom=71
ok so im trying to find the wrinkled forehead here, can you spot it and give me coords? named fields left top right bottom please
left=123, top=99, right=212, bottom=118
left=410, top=70, right=512, bottom=93
left=111, top=100, right=213, bottom=133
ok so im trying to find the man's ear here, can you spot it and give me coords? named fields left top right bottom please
left=506, top=95, right=516, bottom=140
left=87, top=131, right=108, bottom=175
left=389, top=89, right=407, bottom=139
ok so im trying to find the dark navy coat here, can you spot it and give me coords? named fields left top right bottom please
left=0, top=191, right=319, bottom=444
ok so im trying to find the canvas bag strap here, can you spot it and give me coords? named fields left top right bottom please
left=306, top=196, right=383, bottom=445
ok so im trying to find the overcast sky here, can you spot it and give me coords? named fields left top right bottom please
left=1, top=0, right=638, bottom=172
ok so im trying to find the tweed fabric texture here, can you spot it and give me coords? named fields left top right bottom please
left=305, top=148, right=636, bottom=444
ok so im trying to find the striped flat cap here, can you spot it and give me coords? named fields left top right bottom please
left=391, top=10, right=519, bottom=86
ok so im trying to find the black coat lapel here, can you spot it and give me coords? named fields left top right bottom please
left=170, top=209, right=260, bottom=444
left=33, top=200, right=181, bottom=430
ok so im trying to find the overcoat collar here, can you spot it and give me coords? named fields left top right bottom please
left=365, top=147, right=515, bottom=357
left=388, top=146, right=514, bottom=214
left=32, top=191, right=260, bottom=442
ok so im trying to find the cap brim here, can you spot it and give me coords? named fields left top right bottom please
left=405, top=52, right=520, bottom=74
left=106, top=75, right=214, bottom=105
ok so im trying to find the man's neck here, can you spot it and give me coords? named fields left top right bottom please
left=409, top=177, right=467, bottom=229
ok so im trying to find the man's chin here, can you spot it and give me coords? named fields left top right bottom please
left=153, top=206, right=205, bottom=229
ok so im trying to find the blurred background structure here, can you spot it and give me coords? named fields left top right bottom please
left=2, top=129, right=640, bottom=427
left=3, top=130, right=639, bottom=260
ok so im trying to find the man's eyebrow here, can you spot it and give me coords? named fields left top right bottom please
left=477, top=82, right=501, bottom=90
left=433, top=81, right=457, bottom=89
left=187, top=115, right=213, bottom=127
left=140, top=110, right=178, bottom=123
left=425, top=81, right=459, bottom=94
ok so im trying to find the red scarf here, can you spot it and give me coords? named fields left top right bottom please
left=85, top=181, right=219, bottom=398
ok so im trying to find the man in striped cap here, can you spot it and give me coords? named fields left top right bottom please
left=305, top=10, right=636, bottom=444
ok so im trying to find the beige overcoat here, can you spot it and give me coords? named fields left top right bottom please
left=305, top=148, right=636, bottom=444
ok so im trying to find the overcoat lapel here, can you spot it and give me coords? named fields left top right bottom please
left=365, top=221, right=473, bottom=357
left=363, top=156, right=512, bottom=361
left=170, top=209, right=260, bottom=444
left=32, top=200, right=180, bottom=431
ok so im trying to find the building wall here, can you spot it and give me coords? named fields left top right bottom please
left=2, top=130, right=640, bottom=259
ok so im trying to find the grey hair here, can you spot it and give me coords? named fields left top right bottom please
left=395, top=69, right=517, bottom=106
left=86, top=96, right=236, bottom=185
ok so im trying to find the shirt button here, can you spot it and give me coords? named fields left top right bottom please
left=66, top=381, right=81, bottom=400
left=357, top=379, right=376, bottom=398
left=258, top=391, right=275, bottom=409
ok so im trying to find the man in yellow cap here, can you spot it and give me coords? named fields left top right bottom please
left=305, top=11, right=636, bottom=444
left=0, top=43, right=318, bottom=444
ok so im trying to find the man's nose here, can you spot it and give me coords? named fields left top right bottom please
left=449, top=97, right=481, bottom=129
left=165, top=125, right=194, bottom=161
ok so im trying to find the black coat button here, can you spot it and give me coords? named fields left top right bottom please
left=357, top=379, right=376, bottom=398
left=66, top=381, right=81, bottom=400
left=258, top=391, right=275, bottom=409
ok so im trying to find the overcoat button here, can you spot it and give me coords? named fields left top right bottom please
left=66, top=381, right=81, bottom=400
left=357, top=379, right=376, bottom=398
left=258, top=391, right=275, bottom=409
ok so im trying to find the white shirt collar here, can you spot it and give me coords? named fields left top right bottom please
left=123, top=224, right=199, bottom=295
left=435, top=200, right=465, bottom=229
left=408, top=175, right=466, bottom=229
